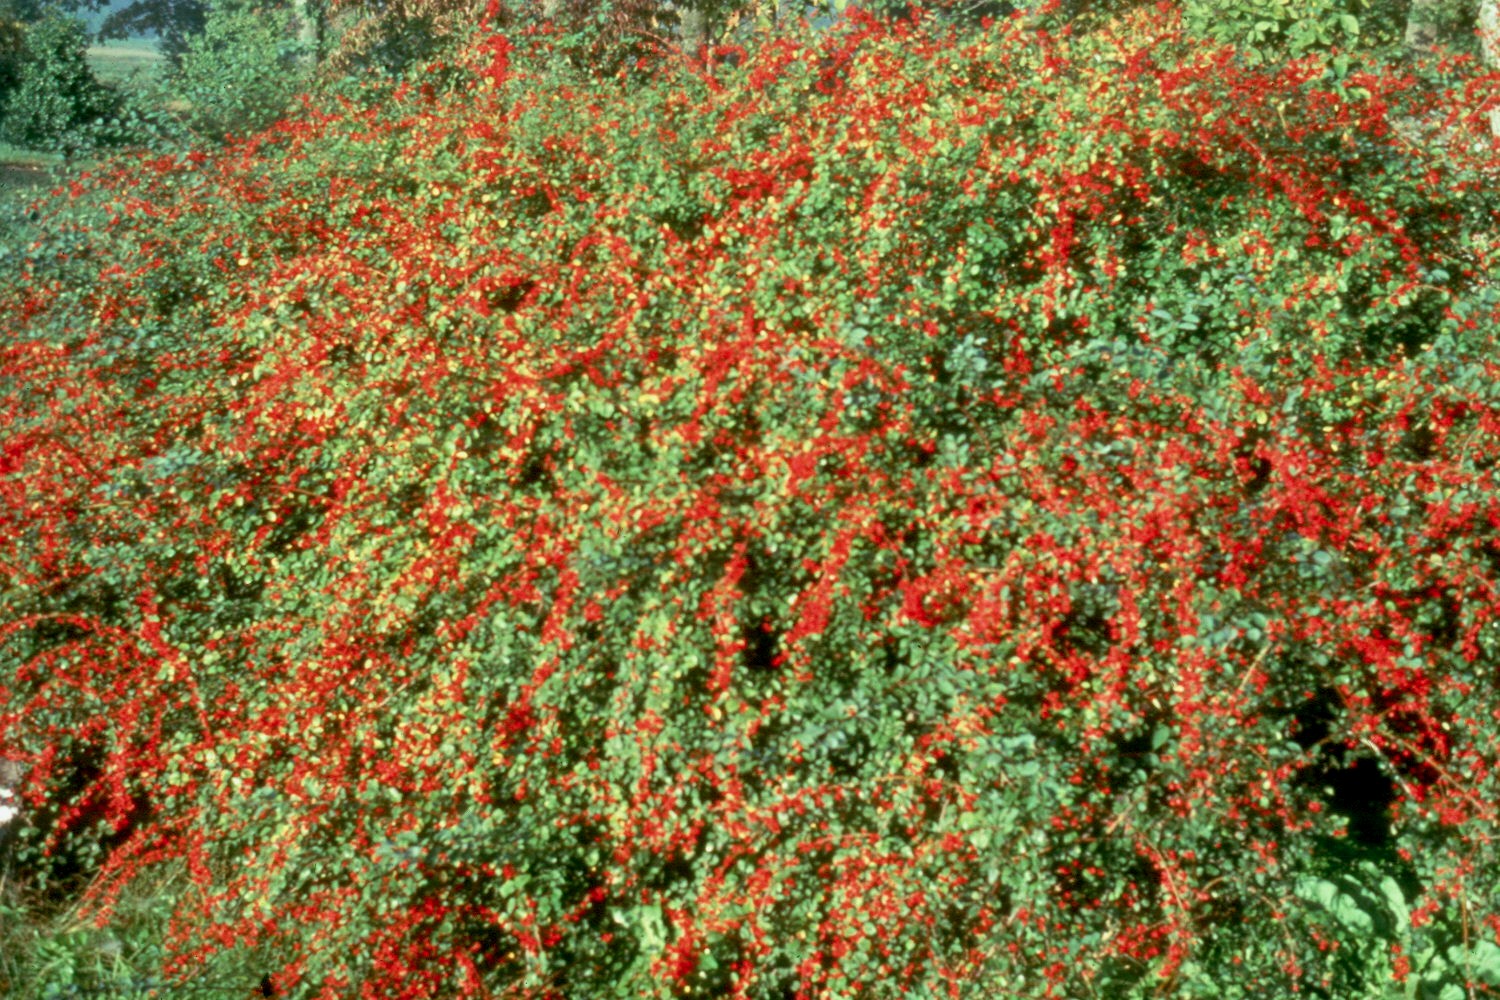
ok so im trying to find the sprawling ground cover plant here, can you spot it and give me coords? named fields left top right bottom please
left=4, top=3, right=1500, bottom=996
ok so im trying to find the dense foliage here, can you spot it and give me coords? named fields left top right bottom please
left=5, top=3, right=1500, bottom=997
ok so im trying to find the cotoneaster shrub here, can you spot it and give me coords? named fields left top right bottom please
left=4, top=3, right=1500, bottom=997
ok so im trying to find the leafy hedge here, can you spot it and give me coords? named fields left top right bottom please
left=4, top=4, right=1500, bottom=997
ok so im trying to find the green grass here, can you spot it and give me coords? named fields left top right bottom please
left=0, top=148, right=57, bottom=219
left=0, top=862, right=176, bottom=999
left=0, top=159, right=56, bottom=216
left=0, top=141, right=59, bottom=171
left=0, top=857, right=279, bottom=999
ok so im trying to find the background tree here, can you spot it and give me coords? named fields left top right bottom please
left=0, top=16, right=24, bottom=108
left=0, top=12, right=118, bottom=153
left=168, top=0, right=311, bottom=140
left=316, top=0, right=477, bottom=76
left=95, top=0, right=206, bottom=61
left=0, top=0, right=53, bottom=23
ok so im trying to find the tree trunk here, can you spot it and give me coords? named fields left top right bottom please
left=291, top=0, right=320, bottom=68
left=1404, top=0, right=1447, bottom=54
left=680, top=4, right=709, bottom=61
left=1481, top=0, right=1500, bottom=136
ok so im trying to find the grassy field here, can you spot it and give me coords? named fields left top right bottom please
left=0, top=152, right=56, bottom=207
